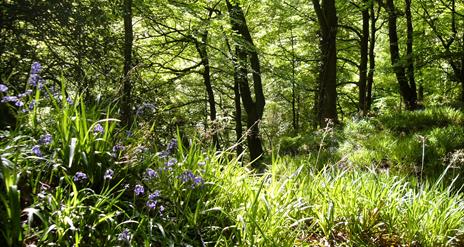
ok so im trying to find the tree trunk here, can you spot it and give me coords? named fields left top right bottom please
left=194, top=31, right=220, bottom=149
left=385, top=0, right=417, bottom=110
left=359, top=1, right=369, bottom=115
left=405, top=0, right=418, bottom=105
left=312, top=0, right=338, bottom=126
left=226, top=0, right=266, bottom=169
left=121, top=0, right=133, bottom=127
left=233, top=76, right=243, bottom=157
left=367, top=1, right=377, bottom=111
left=290, top=30, right=299, bottom=132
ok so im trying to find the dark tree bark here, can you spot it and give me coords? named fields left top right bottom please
left=233, top=68, right=244, bottom=157
left=194, top=31, right=220, bottom=149
left=121, top=0, right=133, bottom=127
left=226, top=0, right=266, bottom=169
left=290, top=30, right=299, bottom=132
left=385, top=0, right=417, bottom=110
left=312, top=0, right=338, bottom=126
left=367, top=1, right=378, bottom=111
left=405, top=0, right=418, bottom=105
left=359, top=0, right=370, bottom=115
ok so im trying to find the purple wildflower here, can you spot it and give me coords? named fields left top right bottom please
left=146, top=200, right=157, bottom=209
left=15, top=100, right=24, bottom=107
left=179, top=170, right=196, bottom=183
left=104, top=169, right=114, bottom=180
left=73, top=172, right=88, bottom=182
left=148, top=190, right=160, bottom=200
left=112, top=144, right=125, bottom=152
left=145, top=168, right=158, bottom=179
left=193, top=176, right=204, bottom=186
left=134, top=184, right=144, bottom=196
left=159, top=205, right=165, bottom=214
left=0, top=84, right=8, bottom=93
left=167, top=138, right=177, bottom=153
left=1, top=96, right=18, bottom=103
left=28, top=100, right=35, bottom=110
left=32, top=145, right=42, bottom=157
left=178, top=170, right=204, bottom=187
left=31, top=62, right=42, bottom=74
left=118, top=228, right=131, bottom=242
left=39, top=133, right=53, bottom=145
left=157, top=150, right=169, bottom=159
left=165, top=158, right=177, bottom=167
left=17, top=90, right=32, bottom=98
left=66, top=97, right=73, bottom=105
left=93, top=123, right=104, bottom=134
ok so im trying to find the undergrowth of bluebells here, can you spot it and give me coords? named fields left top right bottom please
left=1, top=63, right=464, bottom=246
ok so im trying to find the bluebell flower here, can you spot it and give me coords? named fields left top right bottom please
left=15, top=100, right=24, bottom=107
left=146, top=200, right=157, bottom=209
left=0, top=84, right=8, bottom=93
left=118, top=228, right=131, bottom=242
left=17, top=90, right=32, bottom=98
left=134, top=184, right=144, bottom=196
left=1, top=96, right=18, bottom=103
left=148, top=190, right=160, bottom=200
left=159, top=205, right=165, bottom=215
left=112, top=144, right=125, bottom=152
left=27, top=60, right=44, bottom=88
left=66, top=97, right=73, bottom=105
left=32, top=145, right=42, bottom=157
left=167, top=139, right=177, bottom=153
left=145, top=168, right=158, bottom=179
left=179, top=170, right=204, bottom=187
left=104, top=169, right=114, bottom=180
left=93, top=123, right=104, bottom=134
left=39, top=133, right=53, bottom=145
left=28, top=100, right=35, bottom=110
left=193, top=176, right=204, bottom=186
left=73, top=172, right=88, bottom=182
left=31, top=62, right=42, bottom=74
left=179, top=170, right=196, bottom=183
left=165, top=158, right=177, bottom=167
left=157, top=150, right=169, bottom=159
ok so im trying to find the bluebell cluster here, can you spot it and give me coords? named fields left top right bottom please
left=39, top=133, right=53, bottom=145
left=158, top=138, right=178, bottom=158
left=118, top=228, right=131, bottom=242
left=32, top=145, right=42, bottom=157
left=134, top=184, right=145, bottom=196
left=73, top=171, right=88, bottom=182
left=93, top=123, right=104, bottom=135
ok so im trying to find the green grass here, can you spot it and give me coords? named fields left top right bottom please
left=1, top=79, right=464, bottom=246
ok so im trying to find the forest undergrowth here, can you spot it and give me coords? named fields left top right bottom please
left=1, top=81, right=464, bottom=246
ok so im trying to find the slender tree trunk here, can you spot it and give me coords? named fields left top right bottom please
left=194, top=31, right=220, bottom=149
left=367, top=2, right=377, bottom=111
left=226, top=0, right=266, bottom=169
left=290, top=30, right=299, bottom=132
left=312, top=0, right=338, bottom=126
left=405, top=0, right=418, bottom=105
left=121, top=0, right=133, bottom=127
left=385, top=0, right=417, bottom=110
left=233, top=77, right=243, bottom=157
left=359, top=1, right=369, bottom=115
